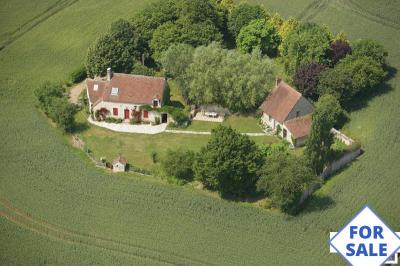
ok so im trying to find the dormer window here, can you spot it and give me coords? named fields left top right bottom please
left=93, top=84, right=99, bottom=91
left=153, top=99, right=159, bottom=107
left=111, top=87, right=119, bottom=96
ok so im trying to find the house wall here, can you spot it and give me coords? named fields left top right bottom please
left=113, top=162, right=126, bottom=172
left=286, top=96, right=314, bottom=121
left=92, top=101, right=162, bottom=123
left=261, top=113, right=295, bottom=145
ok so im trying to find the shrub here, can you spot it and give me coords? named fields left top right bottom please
left=151, top=151, right=158, bottom=163
left=154, top=116, right=161, bottom=125
left=257, top=153, right=318, bottom=214
left=34, top=82, right=65, bottom=114
left=104, top=117, right=123, bottom=123
left=131, top=62, right=156, bottom=76
left=70, top=65, right=87, bottom=83
left=161, top=149, right=195, bottom=181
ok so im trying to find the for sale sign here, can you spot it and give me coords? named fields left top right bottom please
left=329, top=206, right=400, bottom=266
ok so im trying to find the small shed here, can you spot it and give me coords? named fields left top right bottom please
left=112, top=155, right=128, bottom=172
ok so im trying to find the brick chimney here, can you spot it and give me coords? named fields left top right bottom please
left=107, top=67, right=113, bottom=81
left=276, top=77, right=282, bottom=87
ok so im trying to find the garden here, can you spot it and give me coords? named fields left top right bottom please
left=34, top=0, right=388, bottom=215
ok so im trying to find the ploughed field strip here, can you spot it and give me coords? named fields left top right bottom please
left=0, top=196, right=213, bottom=266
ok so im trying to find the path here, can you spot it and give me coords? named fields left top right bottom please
left=165, top=129, right=269, bottom=137
left=69, top=81, right=85, bottom=104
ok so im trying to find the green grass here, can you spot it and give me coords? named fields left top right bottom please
left=1, top=0, right=400, bottom=265
left=170, top=115, right=264, bottom=133
left=76, top=111, right=277, bottom=171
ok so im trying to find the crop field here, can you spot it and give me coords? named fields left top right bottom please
left=0, top=0, right=399, bottom=265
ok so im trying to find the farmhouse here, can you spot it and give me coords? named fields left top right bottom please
left=260, top=78, right=314, bottom=147
left=86, top=68, right=168, bottom=124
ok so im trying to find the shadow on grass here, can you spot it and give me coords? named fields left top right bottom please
left=301, top=194, right=336, bottom=214
left=73, top=121, right=89, bottom=133
left=344, top=65, right=397, bottom=112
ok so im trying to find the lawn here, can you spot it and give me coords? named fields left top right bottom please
left=171, top=115, right=264, bottom=133
left=76, top=111, right=278, bottom=171
left=1, top=0, right=400, bottom=265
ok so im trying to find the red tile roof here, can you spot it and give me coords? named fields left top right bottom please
left=113, top=155, right=128, bottom=165
left=284, top=114, right=312, bottom=139
left=86, top=73, right=166, bottom=106
left=260, top=80, right=302, bottom=123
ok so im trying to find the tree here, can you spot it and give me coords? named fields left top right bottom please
left=86, top=19, right=144, bottom=77
left=34, top=82, right=64, bottom=114
left=329, top=39, right=352, bottom=65
left=228, top=3, right=266, bottom=38
left=281, top=22, right=331, bottom=76
left=160, top=43, right=194, bottom=79
left=49, top=98, right=77, bottom=133
left=132, top=0, right=225, bottom=60
left=131, top=62, right=156, bottom=76
left=149, top=15, right=222, bottom=60
left=352, top=39, right=388, bottom=65
left=305, top=94, right=342, bottom=175
left=257, top=153, right=317, bottom=214
left=318, top=55, right=387, bottom=104
left=193, top=126, right=264, bottom=197
left=293, top=63, right=326, bottom=100
left=161, top=149, right=196, bottom=181
left=183, top=43, right=275, bottom=112
left=236, top=19, right=280, bottom=57
left=278, top=17, right=299, bottom=42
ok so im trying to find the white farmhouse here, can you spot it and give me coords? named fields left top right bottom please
left=260, top=78, right=314, bottom=147
left=86, top=68, right=168, bottom=124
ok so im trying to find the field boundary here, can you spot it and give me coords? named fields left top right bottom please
left=0, top=196, right=214, bottom=266
left=0, top=0, right=79, bottom=52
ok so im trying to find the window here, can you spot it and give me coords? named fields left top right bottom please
left=143, top=110, right=149, bottom=118
left=113, top=108, right=118, bottom=116
left=93, top=84, right=98, bottom=91
left=296, top=111, right=300, bottom=117
left=111, top=87, right=119, bottom=96
left=153, top=99, right=159, bottom=107
left=283, top=129, right=287, bottom=138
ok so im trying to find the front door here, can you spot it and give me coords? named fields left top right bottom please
left=161, top=113, right=167, bottom=123
left=124, top=109, right=129, bottom=119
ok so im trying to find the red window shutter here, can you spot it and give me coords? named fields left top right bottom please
left=113, top=108, right=118, bottom=116
left=143, top=110, right=148, bottom=118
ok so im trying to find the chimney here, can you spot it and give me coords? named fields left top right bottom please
left=107, top=67, right=113, bottom=81
left=276, top=77, right=282, bottom=87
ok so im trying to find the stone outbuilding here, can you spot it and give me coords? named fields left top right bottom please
left=260, top=78, right=314, bottom=147
left=112, top=155, right=128, bottom=172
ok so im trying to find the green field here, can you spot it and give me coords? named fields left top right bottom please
left=0, top=0, right=400, bottom=265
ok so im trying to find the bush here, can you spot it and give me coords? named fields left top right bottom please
left=154, top=116, right=161, bottom=125
left=161, top=149, right=195, bottom=181
left=34, top=82, right=65, bottom=114
left=257, top=153, right=318, bottom=214
left=131, top=63, right=156, bottom=76
left=151, top=151, right=158, bottom=163
left=48, top=98, right=77, bottom=132
left=70, top=65, right=87, bottom=83
left=104, top=117, right=123, bottom=123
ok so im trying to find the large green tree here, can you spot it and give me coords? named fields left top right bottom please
left=160, top=43, right=194, bottom=80
left=86, top=19, right=144, bottom=77
left=318, top=55, right=387, bottom=104
left=194, top=126, right=264, bottom=197
left=132, top=0, right=225, bottom=59
left=228, top=3, right=266, bottom=38
left=305, top=94, right=342, bottom=175
left=237, top=19, right=280, bottom=57
left=352, top=39, right=388, bottom=65
left=183, top=43, right=275, bottom=112
left=281, top=22, right=331, bottom=75
left=257, top=153, right=317, bottom=214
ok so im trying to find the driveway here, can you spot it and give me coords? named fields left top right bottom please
left=69, top=81, right=85, bottom=104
